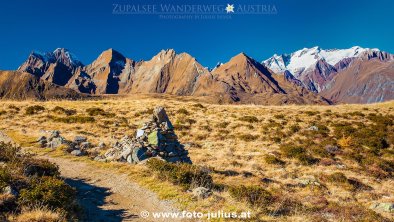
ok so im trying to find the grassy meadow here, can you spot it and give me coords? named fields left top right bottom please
left=0, top=95, right=393, bottom=221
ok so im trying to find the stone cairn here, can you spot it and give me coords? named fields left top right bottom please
left=104, top=106, right=191, bottom=164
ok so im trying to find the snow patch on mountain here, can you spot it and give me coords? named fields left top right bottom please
left=263, top=46, right=380, bottom=77
left=30, top=48, right=83, bottom=68
left=53, top=48, right=82, bottom=67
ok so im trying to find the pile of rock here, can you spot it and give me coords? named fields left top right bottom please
left=67, top=136, right=92, bottom=156
left=37, top=131, right=99, bottom=157
left=37, top=130, right=65, bottom=148
left=104, top=106, right=191, bottom=164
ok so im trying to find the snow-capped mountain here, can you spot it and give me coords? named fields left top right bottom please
left=52, top=48, right=83, bottom=68
left=263, top=46, right=380, bottom=77
left=263, top=46, right=394, bottom=93
left=18, top=48, right=84, bottom=86
left=23, top=48, right=83, bottom=69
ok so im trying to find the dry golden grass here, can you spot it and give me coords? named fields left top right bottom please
left=9, top=207, right=65, bottom=222
left=1, top=95, right=393, bottom=221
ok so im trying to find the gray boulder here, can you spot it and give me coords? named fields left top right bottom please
left=48, top=130, right=60, bottom=140
left=94, top=156, right=106, bottom=162
left=121, top=147, right=133, bottom=160
left=192, top=187, right=212, bottom=199
left=37, top=136, right=47, bottom=148
left=80, top=142, right=91, bottom=150
left=47, top=137, right=64, bottom=149
left=73, top=136, right=87, bottom=144
left=36, top=136, right=46, bottom=142
left=71, top=150, right=83, bottom=156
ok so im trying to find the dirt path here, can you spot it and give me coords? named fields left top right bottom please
left=43, top=156, right=183, bottom=222
left=0, top=132, right=184, bottom=222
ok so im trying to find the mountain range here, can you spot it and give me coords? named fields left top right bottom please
left=263, top=46, right=394, bottom=103
left=0, top=46, right=393, bottom=104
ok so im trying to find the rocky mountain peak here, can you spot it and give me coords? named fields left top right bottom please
left=52, top=48, right=83, bottom=68
left=221, top=52, right=257, bottom=69
left=153, top=49, right=177, bottom=63
left=95, top=48, right=125, bottom=65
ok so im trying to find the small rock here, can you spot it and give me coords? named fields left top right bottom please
left=336, top=164, right=346, bottom=169
left=73, top=136, right=87, bottom=144
left=325, top=145, right=340, bottom=154
left=192, top=187, right=212, bottom=199
left=307, top=126, right=319, bottom=131
left=153, top=107, right=174, bottom=129
left=38, top=139, right=47, bottom=148
left=49, top=130, right=60, bottom=140
left=94, top=156, right=106, bottom=162
left=80, top=142, right=91, bottom=149
left=136, top=129, right=145, bottom=138
left=370, top=202, right=394, bottom=213
left=71, top=150, right=83, bottom=156
left=98, top=142, right=106, bottom=149
left=121, top=147, right=132, bottom=160
left=126, top=154, right=133, bottom=163
left=64, top=142, right=76, bottom=152
left=148, top=131, right=160, bottom=146
left=297, top=176, right=320, bottom=186
left=37, top=136, right=46, bottom=142
left=47, top=137, right=64, bottom=149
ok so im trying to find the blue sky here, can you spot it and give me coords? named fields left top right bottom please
left=0, top=0, right=393, bottom=69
